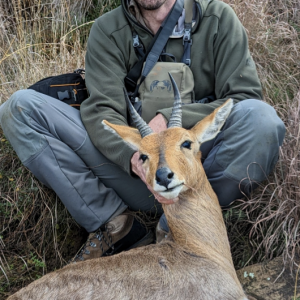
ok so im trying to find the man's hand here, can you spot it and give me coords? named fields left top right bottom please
left=131, top=113, right=178, bottom=204
left=131, top=152, right=177, bottom=204
left=148, top=113, right=167, bottom=133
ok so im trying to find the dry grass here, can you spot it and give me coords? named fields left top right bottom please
left=227, top=0, right=300, bottom=106
left=0, top=0, right=119, bottom=297
left=227, top=91, right=300, bottom=270
left=223, top=0, right=300, bottom=271
left=0, top=0, right=299, bottom=297
left=0, top=1, right=88, bottom=102
left=0, top=0, right=118, bottom=102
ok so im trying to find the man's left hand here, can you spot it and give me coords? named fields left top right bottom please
left=130, top=113, right=178, bottom=204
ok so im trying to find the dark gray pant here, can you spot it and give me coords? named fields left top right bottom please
left=0, top=90, right=286, bottom=232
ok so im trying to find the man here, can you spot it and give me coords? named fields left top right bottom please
left=0, top=0, right=285, bottom=262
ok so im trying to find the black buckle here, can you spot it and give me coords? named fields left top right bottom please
left=57, top=90, right=70, bottom=100
left=183, top=29, right=191, bottom=44
left=126, top=91, right=138, bottom=105
left=185, top=59, right=191, bottom=67
left=132, top=34, right=140, bottom=48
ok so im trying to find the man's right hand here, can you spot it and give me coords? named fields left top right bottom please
left=148, top=113, right=167, bottom=133
left=131, top=152, right=177, bottom=204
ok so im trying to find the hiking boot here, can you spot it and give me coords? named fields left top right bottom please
left=72, top=211, right=154, bottom=262
left=156, top=214, right=170, bottom=243
left=156, top=221, right=169, bottom=243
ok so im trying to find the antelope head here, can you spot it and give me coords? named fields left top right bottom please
left=102, top=74, right=233, bottom=200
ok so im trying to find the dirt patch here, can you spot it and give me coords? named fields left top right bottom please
left=237, top=256, right=300, bottom=300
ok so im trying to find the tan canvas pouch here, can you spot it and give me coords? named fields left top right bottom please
left=138, top=62, right=195, bottom=123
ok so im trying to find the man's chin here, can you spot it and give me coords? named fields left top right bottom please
left=135, top=0, right=166, bottom=11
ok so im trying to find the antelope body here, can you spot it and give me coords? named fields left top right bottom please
left=8, top=75, right=248, bottom=300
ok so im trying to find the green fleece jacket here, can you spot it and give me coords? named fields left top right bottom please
left=81, top=0, right=262, bottom=174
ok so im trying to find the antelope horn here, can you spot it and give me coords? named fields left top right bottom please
left=123, top=88, right=153, bottom=138
left=167, top=73, right=182, bottom=128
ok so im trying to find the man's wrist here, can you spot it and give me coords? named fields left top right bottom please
left=149, top=113, right=167, bottom=133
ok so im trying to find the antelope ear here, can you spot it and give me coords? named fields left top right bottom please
left=191, top=99, right=234, bottom=144
left=102, top=120, right=142, bottom=151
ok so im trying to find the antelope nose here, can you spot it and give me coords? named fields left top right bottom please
left=156, top=167, right=174, bottom=188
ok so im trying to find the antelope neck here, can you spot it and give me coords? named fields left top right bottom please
left=163, top=182, right=233, bottom=267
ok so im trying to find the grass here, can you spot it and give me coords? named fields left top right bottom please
left=222, top=0, right=300, bottom=271
left=0, top=0, right=299, bottom=298
left=0, top=135, right=88, bottom=297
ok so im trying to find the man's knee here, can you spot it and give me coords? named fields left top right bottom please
left=10, top=89, right=45, bottom=113
left=1, top=89, right=42, bottom=124
left=232, top=99, right=285, bottom=146
left=0, top=90, right=49, bottom=163
left=214, top=99, right=286, bottom=187
left=8, top=89, right=38, bottom=105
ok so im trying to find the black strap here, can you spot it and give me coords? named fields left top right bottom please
left=160, top=52, right=176, bottom=62
left=132, top=30, right=145, bottom=60
left=125, top=31, right=159, bottom=93
left=181, top=0, right=193, bottom=66
left=127, top=28, right=160, bottom=91
left=181, top=22, right=192, bottom=66
left=140, top=0, right=184, bottom=84
left=125, top=0, right=184, bottom=96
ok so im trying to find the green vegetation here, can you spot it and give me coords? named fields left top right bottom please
left=0, top=0, right=299, bottom=298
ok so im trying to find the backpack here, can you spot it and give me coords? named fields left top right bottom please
left=28, top=69, right=88, bottom=110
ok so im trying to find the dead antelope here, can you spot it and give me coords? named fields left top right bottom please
left=8, top=74, right=248, bottom=300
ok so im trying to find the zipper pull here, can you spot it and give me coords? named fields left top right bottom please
left=72, top=89, right=77, bottom=102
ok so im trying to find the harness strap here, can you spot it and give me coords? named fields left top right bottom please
left=140, top=0, right=184, bottom=83
left=181, top=0, right=193, bottom=66
left=132, top=30, right=145, bottom=60
left=184, top=0, right=193, bottom=24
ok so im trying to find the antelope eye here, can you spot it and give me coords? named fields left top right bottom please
left=139, top=154, right=148, bottom=162
left=181, top=140, right=192, bottom=149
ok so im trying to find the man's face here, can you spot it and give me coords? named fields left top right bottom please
left=135, top=0, right=167, bottom=10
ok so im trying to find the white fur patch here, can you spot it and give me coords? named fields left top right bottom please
left=102, top=120, right=118, bottom=135
left=101, top=120, right=139, bottom=151
left=153, top=175, right=185, bottom=200
left=199, top=99, right=233, bottom=143
left=215, top=99, right=234, bottom=125
left=158, top=185, right=184, bottom=200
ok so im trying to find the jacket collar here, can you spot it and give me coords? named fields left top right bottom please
left=123, top=0, right=211, bottom=36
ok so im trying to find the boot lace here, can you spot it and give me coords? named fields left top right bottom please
left=72, top=224, right=115, bottom=262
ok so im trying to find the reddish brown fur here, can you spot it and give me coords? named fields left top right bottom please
left=8, top=101, right=248, bottom=300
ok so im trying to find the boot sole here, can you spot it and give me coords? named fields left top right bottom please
left=127, top=230, right=155, bottom=250
left=103, top=231, right=154, bottom=256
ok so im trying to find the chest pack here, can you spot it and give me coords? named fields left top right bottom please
left=138, top=62, right=194, bottom=122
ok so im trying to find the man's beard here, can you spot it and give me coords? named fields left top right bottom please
left=135, top=0, right=167, bottom=10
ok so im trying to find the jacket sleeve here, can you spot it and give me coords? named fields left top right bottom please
left=157, top=3, right=263, bottom=129
left=80, top=19, right=135, bottom=174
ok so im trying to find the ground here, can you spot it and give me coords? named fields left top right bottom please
left=237, top=256, right=300, bottom=300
